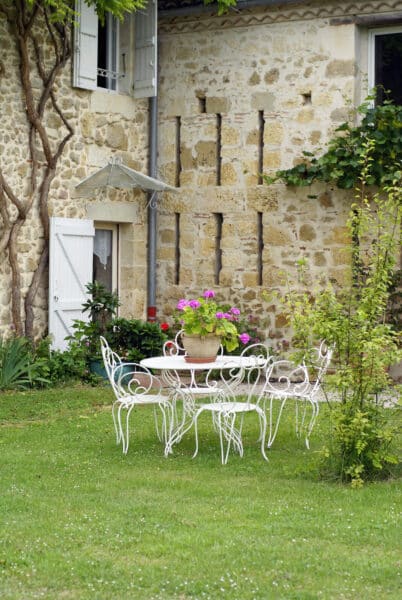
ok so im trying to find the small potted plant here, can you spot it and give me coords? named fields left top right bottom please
left=68, top=281, right=120, bottom=376
left=174, top=290, right=250, bottom=361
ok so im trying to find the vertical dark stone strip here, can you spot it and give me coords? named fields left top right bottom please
left=258, top=110, right=265, bottom=185
left=257, top=211, right=264, bottom=285
left=216, top=113, right=222, bottom=186
left=214, top=212, right=223, bottom=285
left=175, top=116, right=182, bottom=188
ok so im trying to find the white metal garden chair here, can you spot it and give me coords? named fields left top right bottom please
left=100, top=335, right=123, bottom=446
left=192, top=345, right=271, bottom=464
left=100, top=336, right=173, bottom=455
left=257, top=340, right=333, bottom=449
left=110, top=362, right=174, bottom=455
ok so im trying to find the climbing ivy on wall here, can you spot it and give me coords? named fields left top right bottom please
left=264, top=99, right=402, bottom=189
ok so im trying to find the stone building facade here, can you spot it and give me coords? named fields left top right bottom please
left=156, top=0, right=402, bottom=343
left=0, top=0, right=401, bottom=347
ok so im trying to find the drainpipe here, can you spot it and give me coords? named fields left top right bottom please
left=147, top=94, right=158, bottom=322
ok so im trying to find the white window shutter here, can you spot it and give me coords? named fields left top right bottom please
left=73, top=0, right=98, bottom=90
left=134, top=0, right=157, bottom=98
left=48, top=217, right=95, bottom=351
left=118, top=12, right=134, bottom=95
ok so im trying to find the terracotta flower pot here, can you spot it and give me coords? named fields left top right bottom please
left=181, top=333, right=221, bottom=363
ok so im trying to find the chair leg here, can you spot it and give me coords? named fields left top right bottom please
left=167, top=394, right=196, bottom=452
left=304, top=401, right=319, bottom=449
left=222, top=414, right=243, bottom=458
left=153, top=405, right=162, bottom=441
left=255, top=406, right=268, bottom=462
left=112, top=401, right=122, bottom=445
left=122, top=405, right=135, bottom=455
left=218, top=413, right=226, bottom=464
left=116, top=404, right=126, bottom=453
left=164, top=403, right=176, bottom=457
left=192, top=406, right=206, bottom=459
left=267, top=397, right=287, bottom=448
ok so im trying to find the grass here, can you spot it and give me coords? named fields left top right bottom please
left=0, top=384, right=401, bottom=599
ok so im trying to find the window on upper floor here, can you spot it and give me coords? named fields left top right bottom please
left=97, top=13, right=119, bottom=91
left=369, top=27, right=402, bottom=105
left=73, top=0, right=157, bottom=98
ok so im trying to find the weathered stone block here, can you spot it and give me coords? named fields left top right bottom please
left=296, top=108, right=314, bottom=123
left=248, top=71, right=261, bottom=86
left=331, top=247, right=352, bottom=266
left=267, top=224, right=293, bottom=246
left=263, top=151, right=281, bottom=170
left=299, top=224, right=316, bottom=242
left=264, top=68, right=279, bottom=84
left=221, top=125, right=240, bottom=146
left=195, top=140, right=216, bottom=168
left=180, top=146, right=196, bottom=170
left=246, top=129, right=259, bottom=145
left=221, top=162, right=238, bottom=185
left=313, top=251, right=327, bottom=266
left=160, top=229, right=175, bottom=244
left=264, top=122, right=284, bottom=146
left=325, top=60, right=355, bottom=78
left=251, top=92, right=275, bottom=111
left=206, top=96, right=230, bottom=113
left=242, top=272, right=258, bottom=287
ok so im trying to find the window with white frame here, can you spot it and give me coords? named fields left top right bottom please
left=73, top=0, right=157, bottom=98
left=97, top=14, right=119, bottom=90
left=369, top=27, right=402, bottom=105
left=93, top=223, right=118, bottom=293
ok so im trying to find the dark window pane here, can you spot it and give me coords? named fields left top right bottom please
left=97, top=16, right=117, bottom=90
left=97, top=22, right=108, bottom=89
left=375, top=33, right=402, bottom=105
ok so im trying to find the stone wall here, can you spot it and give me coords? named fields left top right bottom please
left=156, top=0, right=373, bottom=343
left=0, top=0, right=400, bottom=346
left=0, top=13, right=150, bottom=339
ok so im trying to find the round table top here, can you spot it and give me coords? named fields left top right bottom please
left=140, top=354, right=263, bottom=371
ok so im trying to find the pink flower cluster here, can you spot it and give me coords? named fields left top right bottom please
left=215, top=307, right=241, bottom=321
left=175, top=290, right=251, bottom=346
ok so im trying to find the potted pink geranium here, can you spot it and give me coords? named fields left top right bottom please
left=174, top=290, right=250, bottom=359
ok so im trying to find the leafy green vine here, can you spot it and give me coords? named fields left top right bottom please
left=264, top=99, right=402, bottom=189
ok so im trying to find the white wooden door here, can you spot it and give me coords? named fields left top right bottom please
left=49, top=217, right=95, bottom=350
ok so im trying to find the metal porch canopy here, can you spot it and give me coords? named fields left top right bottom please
left=75, top=157, right=176, bottom=195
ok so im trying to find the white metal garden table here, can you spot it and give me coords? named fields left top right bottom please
left=140, top=354, right=267, bottom=459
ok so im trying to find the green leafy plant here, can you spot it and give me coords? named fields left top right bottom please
left=0, top=337, right=32, bottom=390
left=67, top=281, right=120, bottom=363
left=67, top=282, right=167, bottom=372
left=277, top=166, right=402, bottom=485
left=264, top=98, right=402, bottom=189
left=0, top=336, right=51, bottom=390
left=174, top=290, right=251, bottom=352
left=32, top=337, right=91, bottom=385
left=105, top=318, right=168, bottom=363
left=82, top=281, right=120, bottom=335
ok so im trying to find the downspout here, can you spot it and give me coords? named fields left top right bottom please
left=147, top=94, right=158, bottom=322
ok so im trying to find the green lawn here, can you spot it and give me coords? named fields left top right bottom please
left=0, top=385, right=401, bottom=599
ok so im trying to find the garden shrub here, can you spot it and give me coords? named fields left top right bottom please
left=272, top=147, right=402, bottom=485
left=105, top=317, right=168, bottom=362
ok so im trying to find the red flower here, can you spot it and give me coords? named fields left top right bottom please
left=160, top=322, right=170, bottom=331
